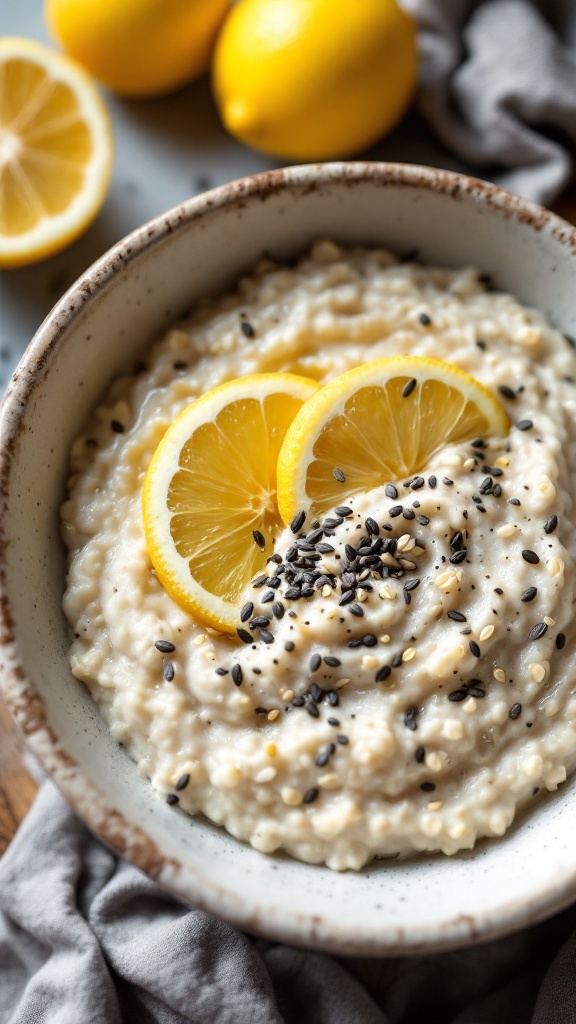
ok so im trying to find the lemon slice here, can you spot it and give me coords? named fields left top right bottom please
left=142, top=373, right=319, bottom=633
left=276, top=356, right=510, bottom=523
left=0, top=37, right=113, bottom=269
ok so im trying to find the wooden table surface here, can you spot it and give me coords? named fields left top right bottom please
left=2, top=183, right=576, bottom=858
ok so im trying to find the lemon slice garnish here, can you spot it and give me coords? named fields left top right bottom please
left=0, top=37, right=113, bottom=268
left=142, top=373, right=319, bottom=633
left=276, top=356, right=510, bottom=523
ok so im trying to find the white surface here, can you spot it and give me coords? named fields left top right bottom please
left=0, top=0, right=464, bottom=391
left=2, top=165, right=576, bottom=953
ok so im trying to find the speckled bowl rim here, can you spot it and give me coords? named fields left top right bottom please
left=2, top=162, right=576, bottom=957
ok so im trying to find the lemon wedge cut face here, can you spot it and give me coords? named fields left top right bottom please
left=142, top=373, right=319, bottom=633
left=276, top=356, right=510, bottom=523
left=0, top=38, right=113, bottom=268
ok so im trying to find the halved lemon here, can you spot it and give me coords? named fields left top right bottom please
left=142, top=373, right=319, bottom=633
left=276, top=356, right=510, bottom=523
left=0, top=37, right=113, bottom=269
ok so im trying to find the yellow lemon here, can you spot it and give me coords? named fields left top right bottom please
left=276, top=356, right=510, bottom=523
left=142, top=373, right=319, bottom=633
left=46, top=0, right=231, bottom=97
left=0, top=37, right=113, bottom=269
left=212, top=0, right=418, bottom=160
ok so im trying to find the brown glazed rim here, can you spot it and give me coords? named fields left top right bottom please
left=2, top=162, right=576, bottom=956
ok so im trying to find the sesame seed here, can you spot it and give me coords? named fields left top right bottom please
left=333, top=467, right=346, bottom=483
left=521, top=587, right=537, bottom=602
left=337, top=734, right=349, bottom=745
left=385, top=483, right=398, bottom=499
left=411, top=476, right=425, bottom=490
left=241, top=321, right=255, bottom=338
left=252, top=529, right=266, bottom=549
left=290, top=510, right=306, bottom=534
left=419, top=312, right=432, bottom=326
left=403, top=508, right=416, bottom=520
left=237, top=628, right=253, bottom=644
left=306, top=703, right=320, bottom=719
left=416, top=515, right=430, bottom=526
left=175, top=774, right=190, bottom=791
left=163, top=663, right=175, bottom=682
left=447, top=610, right=467, bottom=622
left=252, top=573, right=268, bottom=587
left=516, top=419, right=533, bottom=431
left=509, top=498, right=521, bottom=506
left=349, top=603, right=365, bottom=617
left=450, top=549, right=467, bottom=565
left=403, top=378, right=417, bottom=398
left=366, top=517, right=380, bottom=536
left=362, top=633, right=378, bottom=646
left=402, top=647, right=416, bottom=662
left=428, top=476, right=437, bottom=488
left=443, top=477, right=454, bottom=486
left=215, top=667, right=228, bottom=676
left=155, top=640, right=175, bottom=653
left=529, top=622, right=548, bottom=641
left=284, top=641, right=295, bottom=652
left=522, top=550, right=540, bottom=564
left=166, top=793, right=179, bottom=806
left=310, top=653, right=321, bottom=672
left=328, top=717, right=340, bottom=726
left=556, top=633, right=566, bottom=649
left=240, top=602, right=254, bottom=622
left=421, top=782, right=435, bottom=792
left=324, top=656, right=341, bottom=667
left=509, top=703, right=522, bottom=720
left=404, top=706, right=418, bottom=730
left=303, top=787, right=319, bottom=804
left=469, top=640, right=481, bottom=658
left=375, top=665, right=391, bottom=681
left=334, top=506, right=353, bottom=517
left=448, top=689, right=467, bottom=702
left=250, top=616, right=270, bottom=629
left=498, top=385, right=517, bottom=400
left=388, top=505, right=403, bottom=518
left=467, top=685, right=486, bottom=698
left=111, top=420, right=125, bottom=433
left=403, top=578, right=420, bottom=592
left=544, top=515, right=558, bottom=534
left=415, top=746, right=425, bottom=763
left=231, top=665, right=243, bottom=686
left=479, top=625, right=495, bottom=642
left=493, top=668, right=506, bottom=682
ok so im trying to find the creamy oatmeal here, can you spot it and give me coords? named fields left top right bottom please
left=61, top=241, right=576, bottom=871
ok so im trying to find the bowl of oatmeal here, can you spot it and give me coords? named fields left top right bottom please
left=2, top=163, right=576, bottom=954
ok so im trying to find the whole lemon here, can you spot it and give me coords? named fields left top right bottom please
left=46, top=0, right=231, bottom=97
left=212, top=0, right=418, bottom=160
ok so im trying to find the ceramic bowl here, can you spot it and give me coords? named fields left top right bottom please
left=2, top=163, right=576, bottom=956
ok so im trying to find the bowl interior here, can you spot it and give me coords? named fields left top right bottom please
left=2, top=164, right=576, bottom=954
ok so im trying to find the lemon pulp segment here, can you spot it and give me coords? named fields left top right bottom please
left=143, top=373, right=319, bottom=632
left=276, top=356, right=510, bottom=522
left=0, top=37, right=112, bottom=267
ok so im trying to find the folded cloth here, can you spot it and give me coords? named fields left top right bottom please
left=1, top=781, right=576, bottom=1024
left=404, top=0, right=576, bottom=205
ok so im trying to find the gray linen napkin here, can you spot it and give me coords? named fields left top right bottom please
left=404, top=0, right=576, bottom=204
left=1, top=780, right=576, bottom=1024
